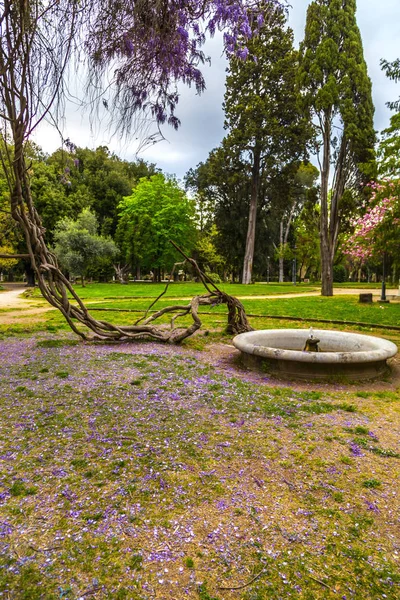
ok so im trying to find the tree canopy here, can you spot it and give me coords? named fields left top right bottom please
left=117, top=174, right=196, bottom=280
left=342, top=180, right=400, bottom=270
left=54, top=209, right=119, bottom=286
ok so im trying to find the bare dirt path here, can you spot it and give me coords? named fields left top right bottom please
left=0, top=284, right=53, bottom=322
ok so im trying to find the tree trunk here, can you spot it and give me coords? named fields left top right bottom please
left=320, top=110, right=333, bottom=296
left=279, top=221, right=284, bottom=283
left=24, top=261, right=35, bottom=287
left=114, top=263, right=130, bottom=284
left=242, top=148, right=261, bottom=284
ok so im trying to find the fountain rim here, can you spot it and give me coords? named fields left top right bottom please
left=233, top=328, right=398, bottom=365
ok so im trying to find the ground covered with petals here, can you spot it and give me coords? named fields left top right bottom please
left=0, top=334, right=399, bottom=599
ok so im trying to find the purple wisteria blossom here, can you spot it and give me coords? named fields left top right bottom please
left=88, top=0, right=284, bottom=131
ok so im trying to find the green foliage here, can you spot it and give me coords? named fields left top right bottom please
left=299, top=0, right=375, bottom=159
left=117, top=174, right=196, bottom=277
left=333, top=264, right=347, bottom=283
left=0, top=154, right=21, bottom=270
left=198, top=145, right=251, bottom=279
left=30, top=158, right=85, bottom=243
left=54, top=209, right=119, bottom=283
left=378, top=112, right=400, bottom=177
left=381, top=58, right=400, bottom=111
left=195, top=224, right=226, bottom=276
left=0, top=244, right=19, bottom=272
left=362, top=478, right=381, bottom=489
left=185, top=162, right=216, bottom=232
left=40, top=145, right=158, bottom=240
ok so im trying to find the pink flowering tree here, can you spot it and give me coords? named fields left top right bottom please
left=342, top=180, right=400, bottom=269
left=0, top=0, right=280, bottom=341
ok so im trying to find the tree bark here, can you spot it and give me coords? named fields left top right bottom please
left=279, top=221, right=284, bottom=283
left=242, top=148, right=261, bottom=284
left=24, top=261, right=35, bottom=287
left=278, top=201, right=296, bottom=283
left=320, top=110, right=333, bottom=296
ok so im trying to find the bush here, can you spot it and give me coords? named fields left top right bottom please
left=204, top=271, right=222, bottom=284
left=333, top=265, right=347, bottom=283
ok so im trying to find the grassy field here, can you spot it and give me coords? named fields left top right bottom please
left=26, top=281, right=319, bottom=299
left=78, top=295, right=400, bottom=329
left=0, top=283, right=399, bottom=341
left=0, top=284, right=399, bottom=598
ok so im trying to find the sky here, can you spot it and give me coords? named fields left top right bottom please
left=34, top=0, right=400, bottom=181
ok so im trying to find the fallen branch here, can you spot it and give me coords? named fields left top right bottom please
left=218, top=568, right=268, bottom=590
left=307, top=573, right=337, bottom=593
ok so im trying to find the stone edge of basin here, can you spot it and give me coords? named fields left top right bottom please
left=233, top=329, right=398, bottom=364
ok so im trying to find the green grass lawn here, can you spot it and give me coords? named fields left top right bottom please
left=82, top=295, right=400, bottom=329
left=1, top=286, right=398, bottom=342
left=333, top=282, right=398, bottom=289
left=26, top=281, right=319, bottom=299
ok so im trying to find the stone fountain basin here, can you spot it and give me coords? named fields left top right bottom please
left=233, top=329, right=398, bottom=380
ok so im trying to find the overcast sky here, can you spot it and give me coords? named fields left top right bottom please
left=34, top=0, right=400, bottom=181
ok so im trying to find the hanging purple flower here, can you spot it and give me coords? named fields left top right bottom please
left=122, top=32, right=134, bottom=57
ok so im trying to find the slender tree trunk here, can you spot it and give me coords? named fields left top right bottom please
left=278, top=201, right=296, bottom=283
left=320, top=111, right=333, bottom=296
left=279, top=220, right=284, bottom=283
left=329, top=134, right=347, bottom=259
left=242, top=148, right=261, bottom=284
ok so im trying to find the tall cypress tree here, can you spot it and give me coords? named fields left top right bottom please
left=223, top=4, right=310, bottom=284
left=298, top=0, right=376, bottom=296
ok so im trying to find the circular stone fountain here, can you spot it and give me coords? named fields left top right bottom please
left=233, top=329, right=398, bottom=380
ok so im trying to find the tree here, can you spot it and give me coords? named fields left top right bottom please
left=48, top=146, right=159, bottom=238
left=54, top=210, right=119, bottom=286
left=381, top=58, right=400, bottom=111
left=223, top=5, right=311, bottom=283
left=342, top=180, right=400, bottom=273
left=195, top=144, right=253, bottom=281
left=117, top=174, right=196, bottom=281
left=378, top=113, right=400, bottom=178
left=0, top=156, right=24, bottom=279
left=274, top=162, right=319, bottom=282
left=293, top=184, right=320, bottom=281
left=30, top=157, right=83, bottom=244
left=298, top=0, right=376, bottom=296
left=0, top=0, right=273, bottom=341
